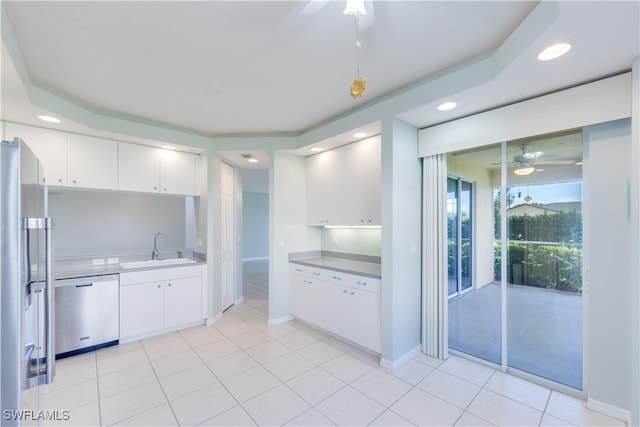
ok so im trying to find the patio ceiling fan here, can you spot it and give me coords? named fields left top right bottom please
left=490, top=144, right=576, bottom=175
left=511, top=144, right=576, bottom=167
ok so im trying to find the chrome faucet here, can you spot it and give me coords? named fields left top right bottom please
left=152, top=232, right=165, bottom=260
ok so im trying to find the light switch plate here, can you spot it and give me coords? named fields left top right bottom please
left=107, top=257, right=119, bottom=264
left=92, top=258, right=105, bottom=266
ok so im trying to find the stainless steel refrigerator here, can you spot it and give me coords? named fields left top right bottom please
left=1, top=137, right=56, bottom=426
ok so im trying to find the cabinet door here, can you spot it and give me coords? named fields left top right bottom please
left=320, top=282, right=351, bottom=339
left=160, top=149, right=196, bottom=195
left=118, top=142, right=160, bottom=192
left=5, top=122, right=67, bottom=186
left=290, top=274, right=324, bottom=326
left=164, top=276, right=202, bottom=327
left=349, top=288, right=380, bottom=352
left=120, top=282, right=164, bottom=338
left=342, top=136, right=381, bottom=225
left=67, top=134, right=118, bottom=190
left=306, top=149, right=345, bottom=225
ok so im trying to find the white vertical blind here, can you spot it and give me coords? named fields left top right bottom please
left=422, top=154, right=448, bottom=358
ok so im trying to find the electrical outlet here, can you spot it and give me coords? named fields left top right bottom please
left=107, top=257, right=119, bottom=264
left=92, top=258, right=105, bottom=266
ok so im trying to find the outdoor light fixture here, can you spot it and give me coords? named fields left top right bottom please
left=514, top=166, right=535, bottom=176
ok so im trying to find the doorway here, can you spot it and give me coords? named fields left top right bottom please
left=221, top=161, right=235, bottom=310
left=447, top=176, right=473, bottom=298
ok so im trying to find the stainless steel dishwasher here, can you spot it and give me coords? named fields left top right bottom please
left=55, top=274, right=119, bottom=358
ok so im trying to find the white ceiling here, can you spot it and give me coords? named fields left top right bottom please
left=1, top=1, right=638, bottom=171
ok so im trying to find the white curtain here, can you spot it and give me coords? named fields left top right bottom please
left=421, top=154, right=448, bottom=358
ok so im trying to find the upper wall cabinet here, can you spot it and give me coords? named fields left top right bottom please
left=5, top=122, right=68, bottom=186
left=306, top=136, right=381, bottom=226
left=118, top=142, right=197, bottom=195
left=118, top=142, right=161, bottom=193
left=3, top=122, right=198, bottom=195
left=160, top=149, right=197, bottom=195
left=67, top=134, right=118, bottom=190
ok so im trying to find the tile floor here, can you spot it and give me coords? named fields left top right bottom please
left=30, top=294, right=625, bottom=427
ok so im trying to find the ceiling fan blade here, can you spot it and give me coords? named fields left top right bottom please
left=536, top=159, right=577, bottom=165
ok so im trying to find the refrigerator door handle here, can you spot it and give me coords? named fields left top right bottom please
left=43, top=217, right=55, bottom=385
left=22, top=217, right=56, bottom=386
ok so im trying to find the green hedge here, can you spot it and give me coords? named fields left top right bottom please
left=494, top=241, right=582, bottom=293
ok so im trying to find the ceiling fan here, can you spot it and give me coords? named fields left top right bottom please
left=510, top=144, right=576, bottom=175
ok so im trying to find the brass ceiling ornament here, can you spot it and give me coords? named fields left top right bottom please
left=350, top=76, right=367, bottom=99
left=344, top=0, right=366, bottom=99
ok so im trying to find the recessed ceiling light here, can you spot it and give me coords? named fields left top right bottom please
left=162, top=145, right=176, bottom=150
left=310, top=147, right=323, bottom=152
left=437, top=102, right=457, bottom=111
left=353, top=132, right=367, bottom=138
left=38, top=115, right=61, bottom=123
left=537, top=42, right=572, bottom=61
left=248, top=158, right=258, bottom=163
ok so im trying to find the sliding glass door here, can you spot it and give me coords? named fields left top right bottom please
left=446, top=132, right=583, bottom=390
left=448, top=145, right=501, bottom=365
left=506, top=135, right=583, bottom=389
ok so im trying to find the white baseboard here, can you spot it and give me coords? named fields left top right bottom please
left=587, top=398, right=631, bottom=423
left=234, top=296, right=244, bottom=305
left=206, top=312, right=223, bottom=325
left=243, top=256, right=269, bottom=261
left=268, top=315, right=293, bottom=326
left=380, top=344, right=421, bottom=371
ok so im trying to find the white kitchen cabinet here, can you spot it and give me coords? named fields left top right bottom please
left=289, top=263, right=380, bottom=352
left=120, top=281, right=164, bottom=338
left=4, top=122, right=68, bottom=186
left=67, top=133, right=118, bottom=190
left=119, top=142, right=197, bottom=195
left=120, top=265, right=204, bottom=340
left=306, top=148, right=345, bottom=225
left=305, top=135, right=381, bottom=226
left=160, top=149, right=197, bottom=195
left=349, top=288, right=380, bottom=351
left=118, top=142, right=161, bottom=193
left=164, top=276, right=202, bottom=327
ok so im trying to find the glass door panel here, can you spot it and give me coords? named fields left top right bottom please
left=447, top=144, right=501, bottom=365
left=506, top=133, right=583, bottom=389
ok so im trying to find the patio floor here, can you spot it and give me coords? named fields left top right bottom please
left=449, top=282, right=582, bottom=389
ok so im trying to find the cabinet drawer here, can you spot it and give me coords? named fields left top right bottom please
left=120, top=265, right=202, bottom=286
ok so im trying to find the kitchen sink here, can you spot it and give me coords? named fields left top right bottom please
left=119, top=258, right=198, bottom=269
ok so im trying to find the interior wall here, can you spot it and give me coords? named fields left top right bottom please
left=269, top=151, right=321, bottom=323
left=584, top=118, right=632, bottom=415
left=320, top=228, right=381, bottom=257
left=48, top=190, right=187, bottom=258
left=380, top=118, right=422, bottom=367
left=243, top=191, right=269, bottom=260
left=447, top=153, right=495, bottom=288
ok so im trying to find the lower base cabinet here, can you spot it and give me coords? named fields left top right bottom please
left=290, top=264, right=380, bottom=353
left=120, top=265, right=204, bottom=340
